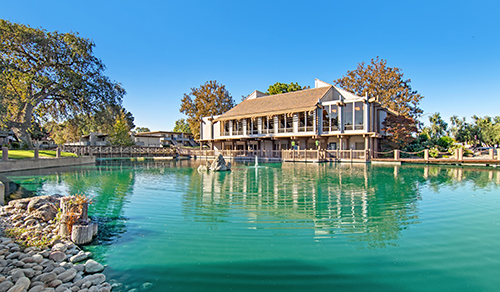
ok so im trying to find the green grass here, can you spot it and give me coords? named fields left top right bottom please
left=0, top=149, right=77, bottom=159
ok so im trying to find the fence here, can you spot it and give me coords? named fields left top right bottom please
left=63, top=146, right=176, bottom=158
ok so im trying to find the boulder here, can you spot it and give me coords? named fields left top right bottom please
left=209, top=154, right=231, bottom=171
left=33, top=204, right=58, bottom=222
left=84, top=260, right=104, bottom=274
left=27, top=195, right=62, bottom=213
left=48, top=252, right=66, bottom=262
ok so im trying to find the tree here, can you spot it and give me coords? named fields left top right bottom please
left=0, top=20, right=125, bottom=148
left=381, top=115, right=417, bottom=150
left=334, top=57, right=423, bottom=120
left=334, top=57, right=424, bottom=149
left=180, top=80, right=234, bottom=139
left=266, top=82, right=309, bottom=95
left=173, top=118, right=191, bottom=133
left=108, top=111, right=134, bottom=146
left=134, top=127, right=150, bottom=133
left=428, top=112, right=448, bottom=139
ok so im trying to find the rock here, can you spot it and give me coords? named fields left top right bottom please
left=51, top=244, right=67, bottom=253
left=24, top=219, right=37, bottom=226
left=56, top=268, right=76, bottom=283
left=10, top=270, right=25, bottom=282
left=140, top=282, right=153, bottom=290
left=51, top=267, right=65, bottom=275
left=88, top=287, right=99, bottom=292
left=6, top=252, right=21, bottom=260
left=82, top=274, right=106, bottom=285
left=47, top=279, right=62, bottom=288
left=73, top=264, right=84, bottom=272
left=39, top=272, right=57, bottom=283
left=209, top=154, right=231, bottom=171
left=49, top=252, right=65, bottom=262
left=84, top=260, right=104, bottom=274
left=20, top=268, right=35, bottom=278
left=69, top=252, right=89, bottom=264
left=21, top=257, right=35, bottom=264
left=28, top=286, right=44, bottom=292
left=26, top=196, right=61, bottom=213
left=81, top=281, right=92, bottom=289
left=0, top=281, right=13, bottom=292
left=33, top=204, right=58, bottom=222
left=32, top=255, right=43, bottom=264
left=7, top=276, right=30, bottom=292
left=98, top=288, right=110, bottom=292
left=40, top=288, right=55, bottom=292
left=40, top=251, right=50, bottom=258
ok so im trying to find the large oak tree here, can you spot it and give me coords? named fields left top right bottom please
left=180, top=80, right=234, bottom=139
left=335, top=57, right=424, bottom=149
left=0, top=19, right=125, bottom=147
left=266, top=82, right=309, bottom=95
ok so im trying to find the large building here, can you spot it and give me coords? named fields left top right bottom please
left=199, top=79, right=395, bottom=154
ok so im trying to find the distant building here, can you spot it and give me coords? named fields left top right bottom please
left=199, top=79, right=395, bottom=152
left=133, top=131, right=197, bottom=147
left=65, top=132, right=109, bottom=146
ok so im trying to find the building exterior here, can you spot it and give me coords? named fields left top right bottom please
left=65, top=133, right=109, bottom=146
left=133, top=131, right=197, bottom=147
left=199, top=79, right=395, bottom=154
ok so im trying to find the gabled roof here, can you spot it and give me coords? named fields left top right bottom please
left=215, top=86, right=331, bottom=121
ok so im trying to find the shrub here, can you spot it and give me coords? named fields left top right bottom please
left=11, top=142, right=20, bottom=149
left=429, top=147, right=439, bottom=158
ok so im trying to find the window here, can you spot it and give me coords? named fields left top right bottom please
left=298, top=112, right=306, bottom=132
left=354, top=102, right=364, bottom=130
left=322, top=108, right=329, bottom=132
left=268, top=117, right=274, bottom=132
left=286, top=115, right=293, bottom=133
left=306, top=111, right=314, bottom=132
left=278, top=115, right=285, bottom=133
left=252, top=119, right=258, bottom=134
left=344, top=103, right=353, bottom=130
left=331, top=106, right=339, bottom=130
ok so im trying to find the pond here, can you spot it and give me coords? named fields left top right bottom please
left=3, top=160, right=500, bottom=292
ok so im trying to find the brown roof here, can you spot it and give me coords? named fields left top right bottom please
left=215, top=86, right=331, bottom=121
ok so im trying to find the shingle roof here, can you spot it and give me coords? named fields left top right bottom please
left=215, top=86, right=331, bottom=121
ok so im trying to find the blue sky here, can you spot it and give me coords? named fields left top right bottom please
left=1, top=0, right=499, bottom=130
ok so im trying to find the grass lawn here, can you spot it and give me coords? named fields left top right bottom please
left=0, top=149, right=77, bottom=159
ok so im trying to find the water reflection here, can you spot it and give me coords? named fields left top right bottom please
left=188, top=163, right=500, bottom=248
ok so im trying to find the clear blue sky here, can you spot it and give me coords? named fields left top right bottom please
left=1, top=0, right=499, bottom=130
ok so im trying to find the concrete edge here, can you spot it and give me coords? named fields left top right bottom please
left=0, top=156, right=96, bottom=173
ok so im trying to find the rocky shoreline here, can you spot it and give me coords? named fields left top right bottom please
left=0, top=195, right=125, bottom=292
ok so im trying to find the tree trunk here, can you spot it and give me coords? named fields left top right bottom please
left=11, top=124, right=33, bottom=148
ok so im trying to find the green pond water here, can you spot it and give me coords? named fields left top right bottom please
left=3, top=160, right=500, bottom=292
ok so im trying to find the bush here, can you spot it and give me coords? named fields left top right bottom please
left=11, top=142, right=20, bottom=149
left=436, top=136, right=455, bottom=151
left=429, top=147, right=439, bottom=158
left=20, top=142, right=30, bottom=150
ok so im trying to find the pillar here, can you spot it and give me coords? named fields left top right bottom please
left=497, top=149, right=500, bottom=161
left=34, top=146, right=39, bottom=159
left=394, top=150, right=400, bottom=160
left=0, top=181, right=4, bottom=206
left=424, top=149, right=429, bottom=161
left=489, top=149, right=495, bottom=160
left=2, top=147, right=8, bottom=161
left=457, top=148, right=463, bottom=160
left=56, top=147, right=61, bottom=158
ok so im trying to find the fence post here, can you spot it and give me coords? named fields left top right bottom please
left=56, top=147, right=61, bottom=158
left=2, top=147, right=8, bottom=161
left=394, top=150, right=400, bottom=161
left=0, top=181, right=4, bottom=206
left=457, top=148, right=463, bottom=160
left=350, top=149, right=353, bottom=162
left=34, top=146, right=39, bottom=159
left=489, top=149, right=495, bottom=160
left=424, top=149, right=429, bottom=161
left=365, top=149, right=369, bottom=162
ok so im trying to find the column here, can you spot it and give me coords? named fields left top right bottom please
left=2, top=147, right=8, bottom=161
left=34, top=146, right=39, bottom=159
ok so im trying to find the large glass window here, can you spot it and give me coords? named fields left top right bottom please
left=298, top=112, right=306, bottom=132
left=262, top=117, right=268, bottom=133
left=344, top=103, right=353, bottom=130
left=278, top=115, right=285, bottom=133
left=222, top=121, right=229, bottom=136
left=286, top=115, right=293, bottom=133
left=234, top=120, right=242, bottom=135
left=252, top=118, right=258, bottom=134
left=306, top=111, right=314, bottom=132
left=322, top=108, right=330, bottom=132
left=331, top=106, right=339, bottom=130
left=268, top=117, right=274, bottom=132
left=354, top=102, right=364, bottom=130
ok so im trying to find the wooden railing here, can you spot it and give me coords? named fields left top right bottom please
left=63, top=146, right=176, bottom=158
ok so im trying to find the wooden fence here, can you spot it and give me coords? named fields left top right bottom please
left=63, top=146, right=176, bottom=158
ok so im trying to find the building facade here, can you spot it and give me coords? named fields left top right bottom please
left=199, top=79, right=394, bottom=153
left=133, top=131, right=197, bottom=147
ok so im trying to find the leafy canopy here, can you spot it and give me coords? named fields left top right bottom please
left=108, top=111, right=134, bottom=146
left=334, top=57, right=423, bottom=120
left=266, top=82, right=309, bottom=95
left=173, top=118, right=191, bottom=133
left=180, top=80, right=234, bottom=139
left=0, top=19, right=125, bottom=147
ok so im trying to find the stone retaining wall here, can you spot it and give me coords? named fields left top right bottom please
left=0, top=157, right=96, bottom=173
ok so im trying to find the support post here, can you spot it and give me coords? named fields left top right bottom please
left=2, top=147, right=8, bottom=161
left=457, top=148, right=463, bottom=160
left=489, top=149, right=495, bottom=160
left=394, top=150, right=400, bottom=161
left=56, top=147, right=61, bottom=158
left=34, top=146, right=39, bottom=159
left=424, top=149, right=429, bottom=161
left=497, top=149, right=500, bottom=161
left=0, top=181, right=4, bottom=206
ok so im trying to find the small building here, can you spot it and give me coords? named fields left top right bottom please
left=199, top=79, right=395, bottom=154
left=66, top=133, right=109, bottom=146
left=133, top=131, right=197, bottom=147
